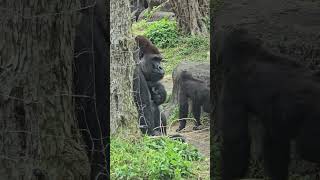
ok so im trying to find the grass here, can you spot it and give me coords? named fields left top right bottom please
left=110, top=136, right=204, bottom=179
left=161, top=35, right=209, bottom=75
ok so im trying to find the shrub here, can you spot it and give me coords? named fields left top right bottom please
left=111, top=136, right=203, bottom=179
left=145, top=18, right=179, bottom=48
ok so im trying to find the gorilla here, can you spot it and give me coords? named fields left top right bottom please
left=214, top=28, right=320, bottom=180
left=133, top=35, right=167, bottom=136
left=176, top=71, right=211, bottom=132
left=73, top=0, right=108, bottom=179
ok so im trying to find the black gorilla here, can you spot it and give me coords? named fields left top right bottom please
left=176, top=71, right=211, bottom=132
left=73, top=0, right=108, bottom=179
left=133, top=36, right=167, bottom=136
left=214, top=28, right=320, bottom=180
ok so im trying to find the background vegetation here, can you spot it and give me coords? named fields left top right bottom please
left=111, top=136, right=204, bottom=179
left=132, top=17, right=209, bottom=74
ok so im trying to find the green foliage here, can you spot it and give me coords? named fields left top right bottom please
left=111, top=136, right=203, bottom=179
left=145, top=18, right=179, bottom=48
left=162, top=35, right=209, bottom=74
left=142, top=9, right=153, bottom=20
left=132, top=19, right=149, bottom=35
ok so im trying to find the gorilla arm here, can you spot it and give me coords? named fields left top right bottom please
left=133, top=67, right=155, bottom=135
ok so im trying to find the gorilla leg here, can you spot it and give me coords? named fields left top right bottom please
left=160, top=112, right=167, bottom=135
left=176, top=93, right=188, bottom=132
left=133, top=69, right=155, bottom=135
left=152, top=102, right=162, bottom=135
left=221, top=99, right=250, bottom=180
left=263, top=133, right=290, bottom=180
left=296, top=118, right=320, bottom=163
left=192, top=99, right=202, bottom=130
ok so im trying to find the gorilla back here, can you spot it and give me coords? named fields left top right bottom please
left=73, top=0, right=108, bottom=179
left=216, top=28, right=320, bottom=180
left=176, top=71, right=211, bottom=132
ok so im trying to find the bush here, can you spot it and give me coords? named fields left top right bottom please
left=111, top=136, right=203, bottom=179
left=145, top=18, right=179, bottom=48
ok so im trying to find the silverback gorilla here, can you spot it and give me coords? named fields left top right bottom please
left=176, top=71, right=211, bottom=132
left=215, top=28, right=320, bottom=180
left=133, top=36, right=167, bottom=136
left=74, top=0, right=108, bottom=179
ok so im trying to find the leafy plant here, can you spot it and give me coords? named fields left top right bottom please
left=145, top=18, right=179, bottom=48
left=110, top=136, right=203, bottom=179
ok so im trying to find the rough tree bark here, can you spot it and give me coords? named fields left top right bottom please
left=0, top=1, right=90, bottom=180
left=110, top=0, right=137, bottom=134
left=169, top=0, right=209, bottom=35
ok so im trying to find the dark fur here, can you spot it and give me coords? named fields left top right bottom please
left=135, top=35, right=161, bottom=59
left=176, top=71, right=211, bottom=132
left=147, top=81, right=167, bottom=105
left=133, top=36, right=167, bottom=136
left=73, top=0, right=108, bottom=179
left=216, top=28, right=320, bottom=180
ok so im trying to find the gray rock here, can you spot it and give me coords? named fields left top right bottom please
left=138, top=10, right=175, bottom=22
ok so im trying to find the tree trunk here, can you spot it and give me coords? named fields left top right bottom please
left=0, top=1, right=90, bottom=179
left=169, top=0, right=209, bottom=35
left=110, top=0, right=138, bottom=134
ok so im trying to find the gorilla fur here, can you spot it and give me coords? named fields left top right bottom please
left=215, top=28, right=320, bottom=180
left=176, top=71, right=211, bottom=132
left=73, top=0, right=108, bottom=179
left=133, top=36, right=167, bottom=136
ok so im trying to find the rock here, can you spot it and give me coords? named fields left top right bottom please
left=149, top=11, right=175, bottom=21
left=138, top=10, right=175, bottom=22
left=137, top=8, right=149, bottom=21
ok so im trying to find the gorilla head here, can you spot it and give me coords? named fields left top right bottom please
left=135, top=35, right=165, bottom=82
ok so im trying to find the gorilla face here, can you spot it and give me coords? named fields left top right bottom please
left=141, top=54, right=165, bottom=82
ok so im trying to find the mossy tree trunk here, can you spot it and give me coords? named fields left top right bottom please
left=110, top=0, right=138, bottom=134
left=0, top=1, right=90, bottom=179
